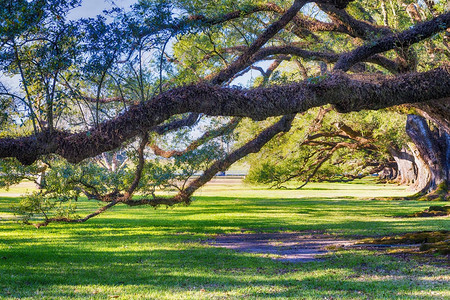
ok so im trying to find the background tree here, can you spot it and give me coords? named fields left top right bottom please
left=0, top=0, right=449, bottom=226
left=244, top=108, right=408, bottom=188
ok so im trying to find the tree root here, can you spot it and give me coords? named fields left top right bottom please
left=401, top=205, right=450, bottom=218
left=360, top=231, right=449, bottom=255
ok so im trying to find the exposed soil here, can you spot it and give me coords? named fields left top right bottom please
left=206, top=231, right=355, bottom=262
left=205, top=230, right=450, bottom=263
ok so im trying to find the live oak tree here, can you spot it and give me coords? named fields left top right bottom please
left=0, top=0, right=449, bottom=226
left=244, top=108, right=409, bottom=188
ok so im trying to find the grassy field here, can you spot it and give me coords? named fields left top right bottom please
left=0, top=179, right=448, bottom=299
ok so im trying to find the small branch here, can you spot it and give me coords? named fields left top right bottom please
left=30, top=201, right=118, bottom=228
left=81, top=96, right=128, bottom=104
left=150, top=118, right=240, bottom=158
left=124, top=133, right=149, bottom=198
left=296, top=144, right=342, bottom=189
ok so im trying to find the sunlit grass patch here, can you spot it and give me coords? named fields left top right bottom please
left=0, top=179, right=448, bottom=299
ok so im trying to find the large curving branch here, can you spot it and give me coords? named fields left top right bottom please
left=204, top=44, right=400, bottom=74
left=34, top=114, right=296, bottom=226
left=334, top=12, right=450, bottom=71
left=0, top=66, right=449, bottom=165
left=252, top=45, right=400, bottom=74
left=30, top=201, right=118, bottom=228
left=163, top=1, right=354, bottom=38
left=124, top=114, right=296, bottom=208
left=210, top=0, right=307, bottom=85
left=317, top=3, right=392, bottom=39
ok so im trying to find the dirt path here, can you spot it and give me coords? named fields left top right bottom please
left=206, top=232, right=355, bottom=262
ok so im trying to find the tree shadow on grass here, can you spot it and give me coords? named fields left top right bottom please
left=0, top=242, right=448, bottom=299
left=0, top=195, right=448, bottom=298
left=1, top=195, right=445, bottom=237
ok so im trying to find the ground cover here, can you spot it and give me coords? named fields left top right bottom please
left=0, top=178, right=448, bottom=299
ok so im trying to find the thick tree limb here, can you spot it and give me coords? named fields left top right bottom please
left=207, top=44, right=399, bottom=74
left=334, top=12, right=450, bottom=71
left=182, top=115, right=295, bottom=197
left=252, top=45, right=400, bottom=73
left=123, top=115, right=294, bottom=207
left=318, top=3, right=392, bottom=39
left=210, top=0, right=306, bottom=85
left=1, top=67, right=449, bottom=165
left=177, top=1, right=353, bottom=46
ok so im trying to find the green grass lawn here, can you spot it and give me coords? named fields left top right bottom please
left=0, top=179, right=448, bottom=299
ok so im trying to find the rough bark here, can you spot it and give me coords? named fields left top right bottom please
left=407, top=141, right=432, bottom=193
left=1, top=67, right=449, bottom=165
left=210, top=0, right=306, bottom=85
left=390, top=147, right=416, bottom=185
left=334, top=12, right=450, bottom=71
left=153, top=113, right=200, bottom=135
left=413, top=101, right=450, bottom=135
left=406, top=114, right=449, bottom=199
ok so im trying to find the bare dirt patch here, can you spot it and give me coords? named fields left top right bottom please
left=206, top=231, right=355, bottom=262
left=205, top=231, right=450, bottom=262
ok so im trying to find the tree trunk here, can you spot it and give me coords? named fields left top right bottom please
left=390, top=147, right=416, bottom=185
left=407, top=142, right=431, bottom=193
left=406, top=114, right=449, bottom=200
left=378, top=166, right=397, bottom=181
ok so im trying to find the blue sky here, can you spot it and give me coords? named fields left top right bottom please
left=68, top=0, right=270, bottom=87
left=69, top=0, right=135, bottom=19
left=1, top=0, right=278, bottom=92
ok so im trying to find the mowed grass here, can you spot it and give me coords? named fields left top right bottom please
left=0, top=178, right=448, bottom=299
